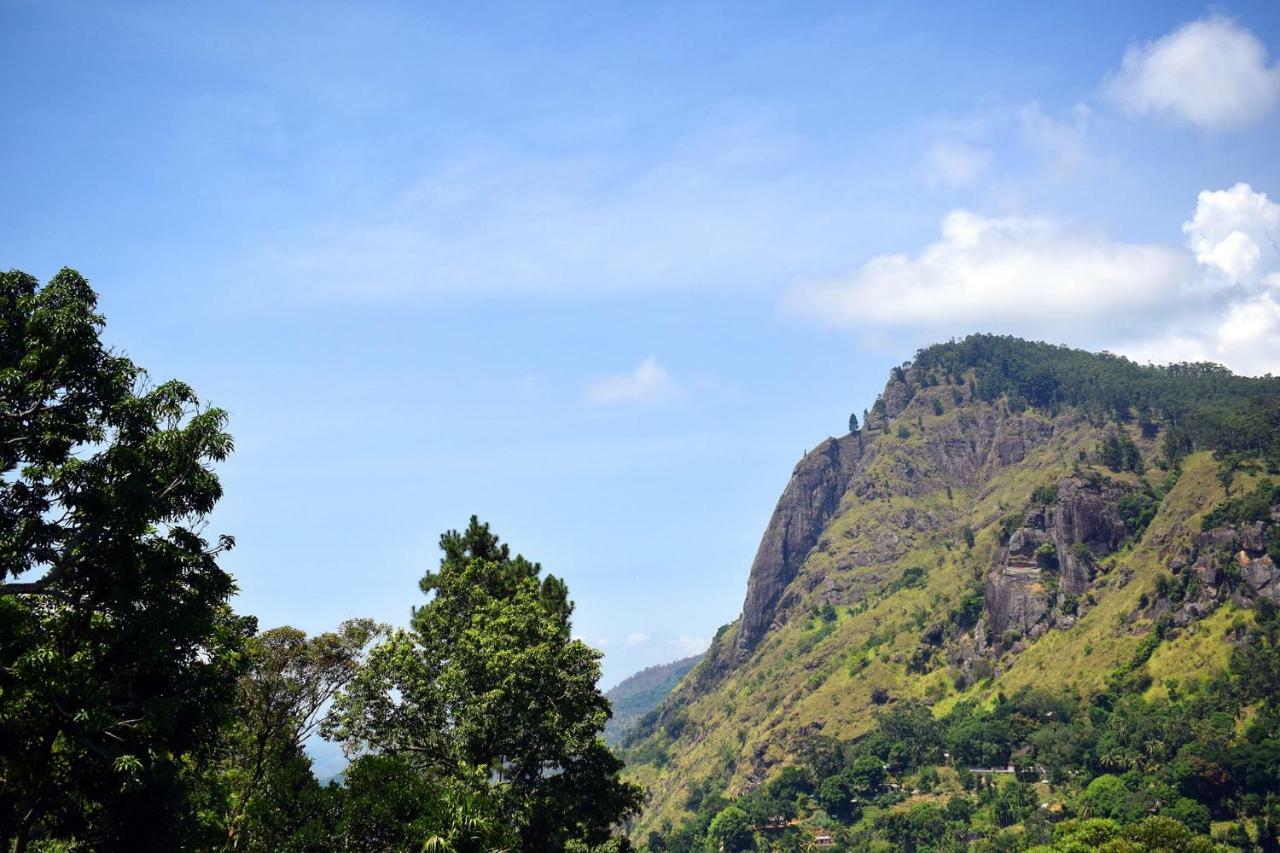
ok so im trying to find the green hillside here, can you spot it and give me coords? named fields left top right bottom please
left=605, top=654, right=704, bottom=746
left=624, top=336, right=1280, bottom=850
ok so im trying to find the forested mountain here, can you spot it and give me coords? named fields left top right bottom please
left=626, top=336, right=1280, bottom=851
left=605, top=654, right=703, bottom=746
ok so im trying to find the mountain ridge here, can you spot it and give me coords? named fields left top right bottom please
left=622, top=335, right=1280, bottom=841
left=604, top=653, right=703, bottom=747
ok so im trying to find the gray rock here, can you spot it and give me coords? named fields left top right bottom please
left=1242, top=554, right=1280, bottom=602
left=1241, top=522, right=1270, bottom=557
left=734, top=436, right=863, bottom=656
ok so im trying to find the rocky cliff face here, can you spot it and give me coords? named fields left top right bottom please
left=733, top=436, right=862, bottom=657
left=730, top=369, right=1057, bottom=661
left=984, top=476, right=1132, bottom=643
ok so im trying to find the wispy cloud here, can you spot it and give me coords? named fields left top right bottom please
left=624, top=632, right=650, bottom=647
left=671, top=634, right=710, bottom=656
left=584, top=357, right=677, bottom=405
left=1018, top=102, right=1093, bottom=178
left=235, top=120, right=870, bottom=306
left=922, top=141, right=992, bottom=188
left=574, top=634, right=611, bottom=649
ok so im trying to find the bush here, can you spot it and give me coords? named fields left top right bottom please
left=1031, top=483, right=1059, bottom=505
left=1118, top=491, right=1159, bottom=537
left=1035, top=542, right=1059, bottom=570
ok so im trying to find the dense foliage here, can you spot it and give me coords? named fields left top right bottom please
left=912, top=335, right=1280, bottom=468
left=645, top=600, right=1280, bottom=851
left=325, top=517, right=644, bottom=850
left=0, top=269, right=251, bottom=850
left=0, top=271, right=640, bottom=852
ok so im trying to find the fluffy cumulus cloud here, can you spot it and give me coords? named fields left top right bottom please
left=786, top=183, right=1280, bottom=376
left=1215, top=294, right=1280, bottom=376
left=1106, top=16, right=1280, bottom=130
left=922, top=141, right=992, bottom=188
left=584, top=357, right=676, bottom=405
left=1183, top=183, right=1280, bottom=286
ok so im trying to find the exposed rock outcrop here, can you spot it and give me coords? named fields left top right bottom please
left=985, top=475, right=1133, bottom=640
left=733, top=436, right=862, bottom=656
left=734, top=370, right=1060, bottom=659
left=1184, top=517, right=1280, bottom=606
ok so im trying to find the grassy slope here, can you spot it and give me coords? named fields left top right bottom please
left=626, top=388, right=1244, bottom=835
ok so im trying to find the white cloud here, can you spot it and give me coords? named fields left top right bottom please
left=1215, top=294, right=1280, bottom=376
left=786, top=210, right=1190, bottom=332
left=785, top=183, right=1280, bottom=376
left=624, top=632, right=650, bottom=647
left=923, top=141, right=992, bottom=188
left=1183, top=182, right=1280, bottom=285
left=1106, top=16, right=1280, bottom=130
left=584, top=357, right=676, bottom=405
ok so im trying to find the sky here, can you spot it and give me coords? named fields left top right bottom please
left=3, top=1, right=1280, bottom=700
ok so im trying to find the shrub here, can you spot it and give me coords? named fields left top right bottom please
left=1031, top=483, right=1059, bottom=505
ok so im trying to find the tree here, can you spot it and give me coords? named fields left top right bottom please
left=222, top=619, right=384, bottom=850
left=815, top=774, right=858, bottom=823
left=848, top=412, right=859, bottom=434
left=0, top=269, right=251, bottom=850
left=327, top=517, right=643, bottom=850
left=705, top=805, right=754, bottom=852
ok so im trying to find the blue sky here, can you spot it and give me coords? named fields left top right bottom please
left=4, top=1, right=1280, bottom=698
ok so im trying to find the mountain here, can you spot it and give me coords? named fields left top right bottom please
left=622, top=335, right=1280, bottom=845
left=604, top=654, right=704, bottom=746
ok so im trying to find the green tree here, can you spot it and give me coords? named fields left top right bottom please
left=815, top=774, right=859, bottom=823
left=0, top=269, right=251, bottom=850
left=222, top=619, right=384, bottom=851
left=327, top=517, right=643, bottom=851
left=1078, top=774, right=1129, bottom=821
left=705, top=805, right=754, bottom=852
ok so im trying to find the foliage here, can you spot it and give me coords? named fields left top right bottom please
left=704, top=806, right=754, bottom=852
left=1202, top=478, right=1280, bottom=530
left=1031, top=483, right=1059, bottom=505
left=0, top=269, right=251, bottom=850
left=1098, top=431, right=1144, bottom=474
left=220, top=619, right=384, bottom=850
left=326, top=516, right=643, bottom=850
left=912, top=334, right=1280, bottom=464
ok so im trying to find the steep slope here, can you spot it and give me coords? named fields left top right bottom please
left=604, top=654, right=703, bottom=746
left=622, top=336, right=1280, bottom=837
